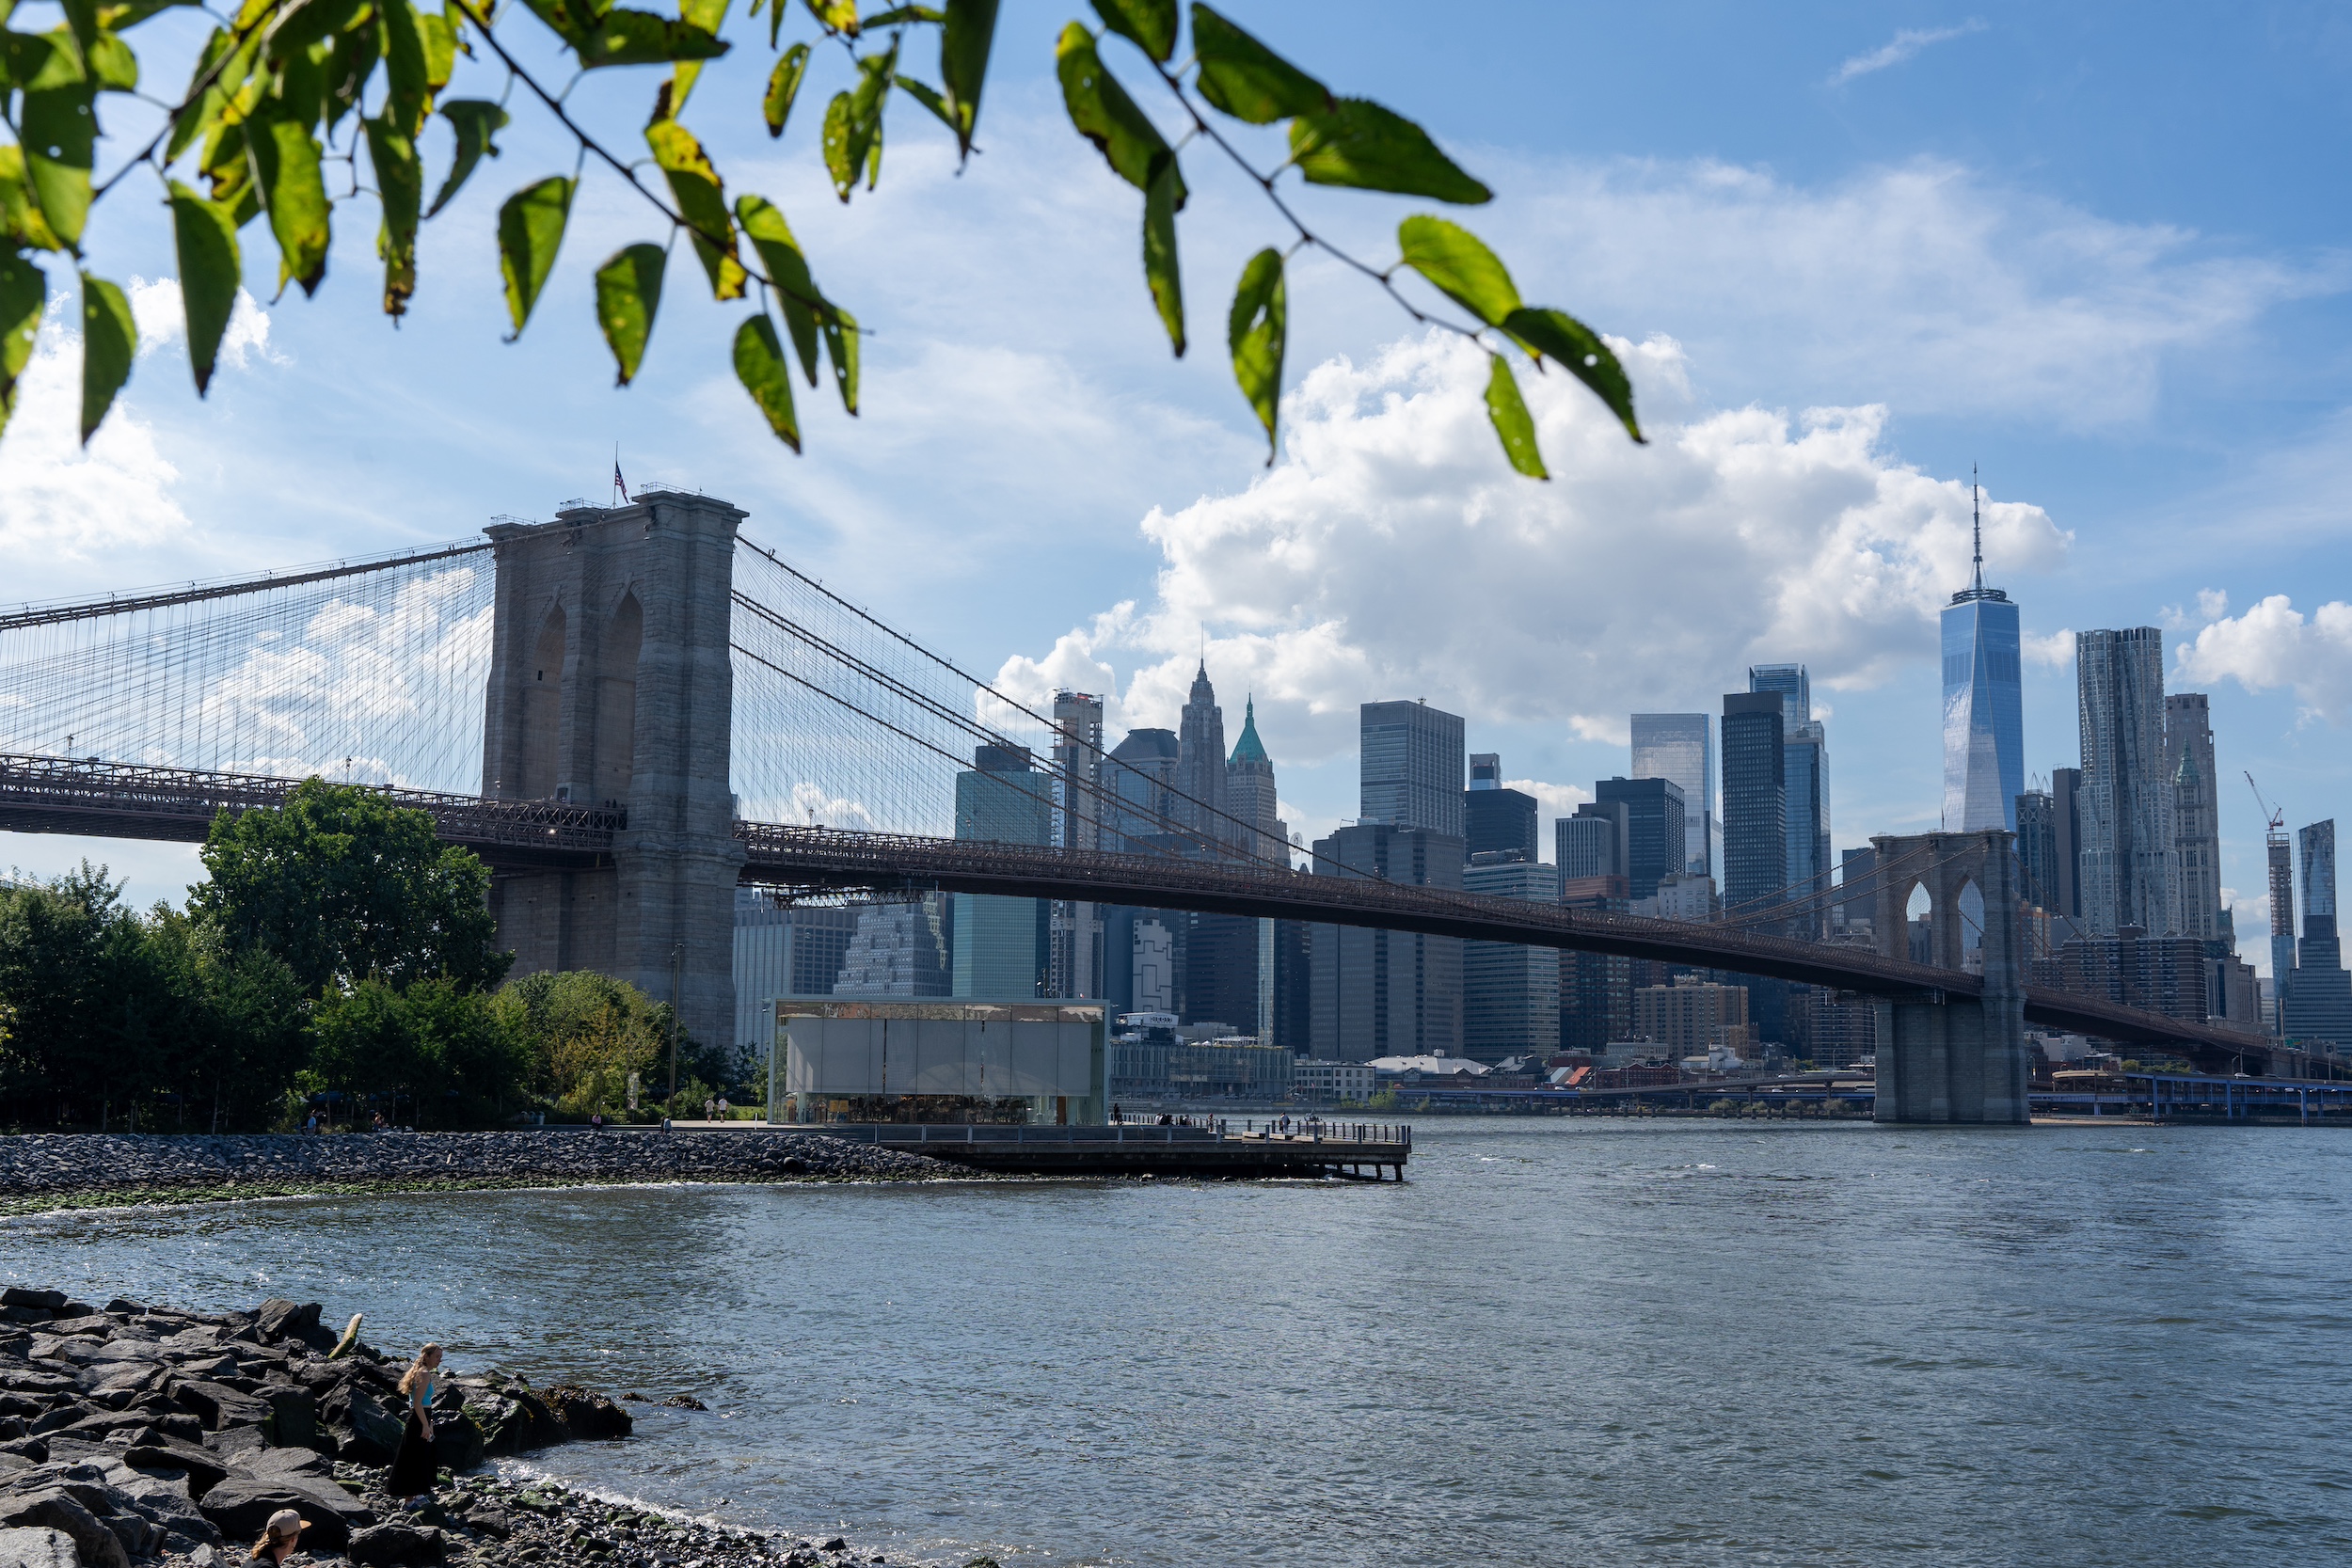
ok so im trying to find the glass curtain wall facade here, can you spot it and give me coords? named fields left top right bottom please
left=952, top=745, right=1054, bottom=997
left=1360, top=700, right=1466, bottom=837
left=1721, top=692, right=1788, bottom=921
left=1631, top=713, right=1714, bottom=878
left=1942, top=591, right=2024, bottom=833
left=2076, top=628, right=2171, bottom=936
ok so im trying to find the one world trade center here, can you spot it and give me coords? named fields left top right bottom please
left=1943, top=473, right=2024, bottom=832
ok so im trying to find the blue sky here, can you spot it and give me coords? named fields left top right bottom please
left=4, top=2, right=2350, bottom=971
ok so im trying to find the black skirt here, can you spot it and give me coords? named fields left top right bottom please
left=389, top=1412, right=437, bottom=1497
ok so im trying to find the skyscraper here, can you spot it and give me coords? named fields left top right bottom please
left=1464, top=751, right=1538, bottom=862
left=1592, top=777, right=1685, bottom=900
left=951, top=744, right=1053, bottom=996
left=1225, top=696, right=1282, bottom=863
left=1104, top=727, right=1181, bottom=852
left=1306, top=822, right=1465, bottom=1060
left=1631, top=713, right=1713, bottom=877
left=1721, top=692, right=1788, bottom=920
left=2288, top=821, right=2352, bottom=1049
left=1558, top=801, right=1628, bottom=881
left=2266, top=814, right=2296, bottom=1019
left=2165, top=693, right=2222, bottom=943
left=1751, top=664, right=1830, bottom=927
left=1941, top=481, right=2025, bottom=833
left=1463, top=853, right=1561, bottom=1063
left=2051, top=767, right=2084, bottom=919
left=1050, top=690, right=1105, bottom=1000
left=2015, top=786, right=2060, bottom=912
left=1176, top=662, right=1229, bottom=846
left=2076, top=628, right=2171, bottom=935
left=1360, top=699, right=1466, bottom=838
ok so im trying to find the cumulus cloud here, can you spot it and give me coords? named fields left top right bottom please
left=1829, top=22, right=1986, bottom=85
left=2175, top=594, right=2352, bottom=722
left=2023, top=629, right=2075, bottom=669
left=126, top=277, right=281, bottom=368
left=1000, top=330, right=2071, bottom=774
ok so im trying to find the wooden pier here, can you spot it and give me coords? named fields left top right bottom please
left=810, top=1121, right=1411, bottom=1180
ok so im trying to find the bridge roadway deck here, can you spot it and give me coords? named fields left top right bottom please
left=0, top=753, right=2304, bottom=1073
left=809, top=1121, right=1409, bottom=1179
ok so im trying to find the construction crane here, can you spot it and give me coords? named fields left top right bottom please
left=2247, top=771, right=2285, bottom=838
left=2249, top=771, right=2296, bottom=1039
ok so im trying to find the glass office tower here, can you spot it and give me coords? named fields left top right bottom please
left=1942, top=485, right=2024, bottom=833
left=1630, top=713, right=1713, bottom=878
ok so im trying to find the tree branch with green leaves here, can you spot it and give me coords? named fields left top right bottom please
left=0, top=0, right=1643, bottom=477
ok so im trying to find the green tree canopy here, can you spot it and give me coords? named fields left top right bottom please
left=313, top=974, right=528, bottom=1127
left=491, top=968, right=689, bottom=1117
left=191, top=779, right=510, bottom=995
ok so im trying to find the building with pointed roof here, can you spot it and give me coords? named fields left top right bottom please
left=1177, top=661, right=1230, bottom=847
left=1944, top=472, right=2025, bottom=834
left=1226, top=695, right=1284, bottom=864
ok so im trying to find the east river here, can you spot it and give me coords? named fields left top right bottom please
left=5, top=1118, right=2348, bottom=1566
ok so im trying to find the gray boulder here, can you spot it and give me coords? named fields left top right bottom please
left=0, top=1527, right=75, bottom=1568
left=0, top=1493, right=128, bottom=1568
left=197, top=1477, right=370, bottom=1550
left=347, top=1524, right=444, bottom=1566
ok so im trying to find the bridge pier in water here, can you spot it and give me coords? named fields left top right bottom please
left=1868, top=830, right=2029, bottom=1124
left=481, top=495, right=746, bottom=1053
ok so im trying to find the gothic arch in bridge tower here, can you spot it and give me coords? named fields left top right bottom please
left=481, top=497, right=747, bottom=1054
left=593, top=590, right=641, bottom=805
left=519, top=600, right=565, bottom=799
left=1867, top=830, right=2027, bottom=1124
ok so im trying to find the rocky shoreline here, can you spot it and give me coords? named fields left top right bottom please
left=0, top=1290, right=955, bottom=1568
left=0, top=1134, right=968, bottom=1216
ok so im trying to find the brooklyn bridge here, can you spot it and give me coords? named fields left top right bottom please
left=0, top=492, right=2307, bottom=1122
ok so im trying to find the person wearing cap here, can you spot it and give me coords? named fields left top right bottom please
left=248, top=1509, right=308, bottom=1563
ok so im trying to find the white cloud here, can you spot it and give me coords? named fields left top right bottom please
left=1829, top=22, right=1987, bottom=86
left=2174, top=594, right=2352, bottom=722
left=1009, top=329, right=2071, bottom=776
left=2024, top=629, right=2076, bottom=669
left=125, top=277, right=283, bottom=368
left=1505, top=777, right=1596, bottom=850
left=1569, top=714, right=1629, bottom=746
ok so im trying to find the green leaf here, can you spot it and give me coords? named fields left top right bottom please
left=324, top=17, right=382, bottom=135
left=427, top=99, right=508, bottom=217
left=1482, top=352, right=1546, bottom=480
left=420, top=5, right=456, bottom=90
left=644, top=118, right=747, bottom=299
left=1089, top=0, right=1172, bottom=61
left=0, top=148, right=65, bottom=251
left=1055, top=23, right=1184, bottom=204
left=1189, top=4, right=1327, bottom=124
left=1501, top=305, right=1643, bottom=443
left=894, top=74, right=953, bottom=131
left=1396, top=214, right=1518, bottom=327
left=167, top=180, right=241, bottom=392
left=593, top=242, right=664, bottom=385
left=0, top=249, right=43, bottom=438
left=669, top=0, right=730, bottom=106
left=818, top=41, right=896, bottom=200
left=937, top=0, right=994, bottom=160
left=264, top=0, right=366, bottom=62
left=516, top=0, right=602, bottom=47
left=22, top=35, right=97, bottom=249
left=77, top=269, right=134, bottom=446
left=862, top=5, right=943, bottom=24
left=1289, top=99, right=1491, bottom=204
left=821, top=300, right=857, bottom=414
left=247, top=105, right=331, bottom=296
left=165, top=25, right=260, bottom=164
left=96, top=0, right=205, bottom=30
left=819, top=92, right=854, bottom=197
left=380, top=0, right=431, bottom=132
left=495, top=174, right=573, bottom=337
left=576, top=8, right=729, bottom=69
left=1226, top=245, right=1282, bottom=462
left=762, top=42, right=808, bottom=136
left=363, top=114, right=421, bottom=316
left=1142, top=150, right=1182, bottom=356
left=732, top=312, right=800, bottom=450
left=86, top=31, right=137, bottom=89
left=734, top=192, right=823, bottom=384
left=801, top=0, right=856, bottom=34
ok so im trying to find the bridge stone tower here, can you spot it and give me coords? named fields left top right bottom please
left=1868, top=830, right=2029, bottom=1124
left=481, top=493, right=745, bottom=1056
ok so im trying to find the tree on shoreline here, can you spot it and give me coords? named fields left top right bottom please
left=0, top=1, right=1642, bottom=481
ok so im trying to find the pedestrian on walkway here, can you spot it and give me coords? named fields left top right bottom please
left=389, top=1342, right=444, bottom=1506
left=703, top=1097, right=715, bottom=1122
left=716, top=1097, right=730, bottom=1120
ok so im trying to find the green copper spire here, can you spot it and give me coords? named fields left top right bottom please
left=1230, top=696, right=1269, bottom=765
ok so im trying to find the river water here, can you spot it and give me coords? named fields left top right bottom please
left=5, top=1119, right=2349, bottom=1567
